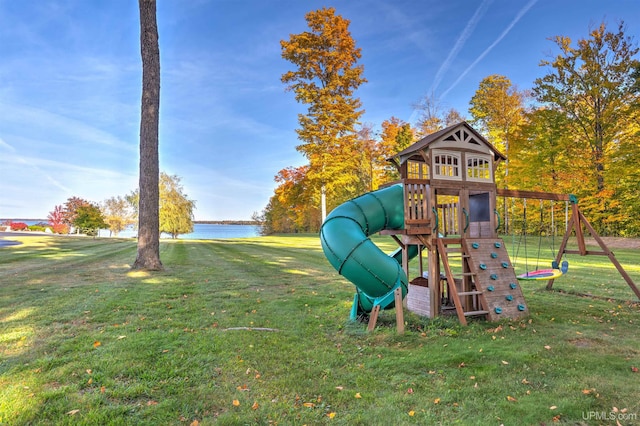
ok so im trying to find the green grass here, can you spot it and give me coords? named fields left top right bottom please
left=1, top=234, right=639, bottom=425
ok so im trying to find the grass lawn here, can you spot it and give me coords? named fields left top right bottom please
left=1, top=234, right=639, bottom=425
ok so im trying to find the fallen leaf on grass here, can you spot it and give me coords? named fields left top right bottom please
left=406, top=388, right=414, bottom=394
left=631, top=366, right=638, bottom=373
left=232, top=399, right=240, bottom=407
left=67, top=409, right=80, bottom=415
left=93, top=341, right=101, bottom=348
left=550, top=405, right=557, bottom=410
left=434, top=398, right=441, bottom=404
left=190, top=421, right=199, bottom=426
left=335, top=386, right=344, bottom=391
left=544, top=345, right=551, bottom=350
left=408, top=410, right=415, bottom=416
left=251, top=401, right=259, bottom=410
left=86, top=369, right=92, bottom=375
left=327, top=412, right=336, bottom=419
left=303, top=402, right=315, bottom=408
left=501, top=360, right=509, bottom=365
left=521, top=378, right=530, bottom=384
left=354, top=393, right=362, bottom=399
left=506, top=395, right=517, bottom=402
left=146, top=400, right=158, bottom=406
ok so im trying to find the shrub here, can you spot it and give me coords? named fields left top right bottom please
left=10, top=222, right=29, bottom=231
left=52, top=224, right=69, bottom=234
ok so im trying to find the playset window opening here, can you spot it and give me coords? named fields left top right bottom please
left=433, top=151, right=461, bottom=180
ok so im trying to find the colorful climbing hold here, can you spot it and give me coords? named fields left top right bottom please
left=487, top=286, right=495, bottom=292
left=517, top=304, right=526, bottom=311
left=505, top=295, right=514, bottom=301
left=479, top=263, right=487, bottom=270
left=472, top=242, right=480, bottom=249
left=494, top=242, right=501, bottom=248
left=490, top=252, right=498, bottom=259
left=509, top=283, right=517, bottom=289
left=501, top=262, right=509, bottom=268
left=490, top=274, right=498, bottom=280
left=495, top=307, right=503, bottom=314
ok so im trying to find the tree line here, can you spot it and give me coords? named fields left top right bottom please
left=46, top=173, right=196, bottom=239
left=257, top=9, right=640, bottom=237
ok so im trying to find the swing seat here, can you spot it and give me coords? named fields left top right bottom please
left=517, top=268, right=564, bottom=281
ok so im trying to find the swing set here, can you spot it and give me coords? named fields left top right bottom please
left=496, top=188, right=640, bottom=299
left=510, top=197, right=568, bottom=281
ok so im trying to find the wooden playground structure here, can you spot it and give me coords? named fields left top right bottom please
left=371, top=122, right=639, bottom=331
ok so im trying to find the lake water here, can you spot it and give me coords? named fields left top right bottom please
left=6, top=220, right=262, bottom=239
left=100, top=223, right=262, bottom=239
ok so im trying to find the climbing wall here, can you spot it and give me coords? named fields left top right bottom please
left=463, top=238, right=528, bottom=321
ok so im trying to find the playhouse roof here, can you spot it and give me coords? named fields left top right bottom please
left=389, top=121, right=507, bottom=165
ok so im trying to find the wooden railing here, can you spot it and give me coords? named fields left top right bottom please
left=403, top=179, right=430, bottom=226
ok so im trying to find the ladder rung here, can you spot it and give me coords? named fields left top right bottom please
left=458, top=291, right=483, bottom=296
left=464, top=310, right=489, bottom=316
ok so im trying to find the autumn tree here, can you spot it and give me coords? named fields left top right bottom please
left=509, top=107, right=575, bottom=193
left=62, top=196, right=91, bottom=228
left=101, top=196, right=135, bottom=237
left=159, top=173, right=196, bottom=239
left=469, top=74, right=528, bottom=188
left=379, top=117, right=414, bottom=181
left=133, top=0, right=162, bottom=270
left=47, top=204, right=68, bottom=234
left=354, top=124, right=380, bottom=192
left=74, top=203, right=108, bottom=238
left=533, top=21, right=640, bottom=233
left=281, top=7, right=366, bottom=221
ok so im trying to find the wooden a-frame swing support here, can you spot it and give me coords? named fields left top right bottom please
left=497, top=188, right=640, bottom=300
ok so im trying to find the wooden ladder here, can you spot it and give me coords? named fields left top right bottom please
left=436, top=238, right=488, bottom=325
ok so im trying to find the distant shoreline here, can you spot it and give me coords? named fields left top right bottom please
left=1, top=218, right=261, bottom=226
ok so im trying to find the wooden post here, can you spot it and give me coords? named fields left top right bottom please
left=394, top=287, right=405, bottom=334
left=367, top=305, right=380, bottom=332
left=572, top=202, right=586, bottom=256
left=578, top=211, right=640, bottom=300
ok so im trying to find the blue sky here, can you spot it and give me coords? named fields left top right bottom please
left=1, top=1, right=639, bottom=221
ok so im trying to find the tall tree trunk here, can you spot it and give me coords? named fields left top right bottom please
left=133, top=0, right=163, bottom=270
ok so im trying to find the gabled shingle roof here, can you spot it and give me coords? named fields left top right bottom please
left=389, top=121, right=506, bottom=165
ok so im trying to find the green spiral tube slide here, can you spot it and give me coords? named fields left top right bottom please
left=320, top=184, right=419, bottom=317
